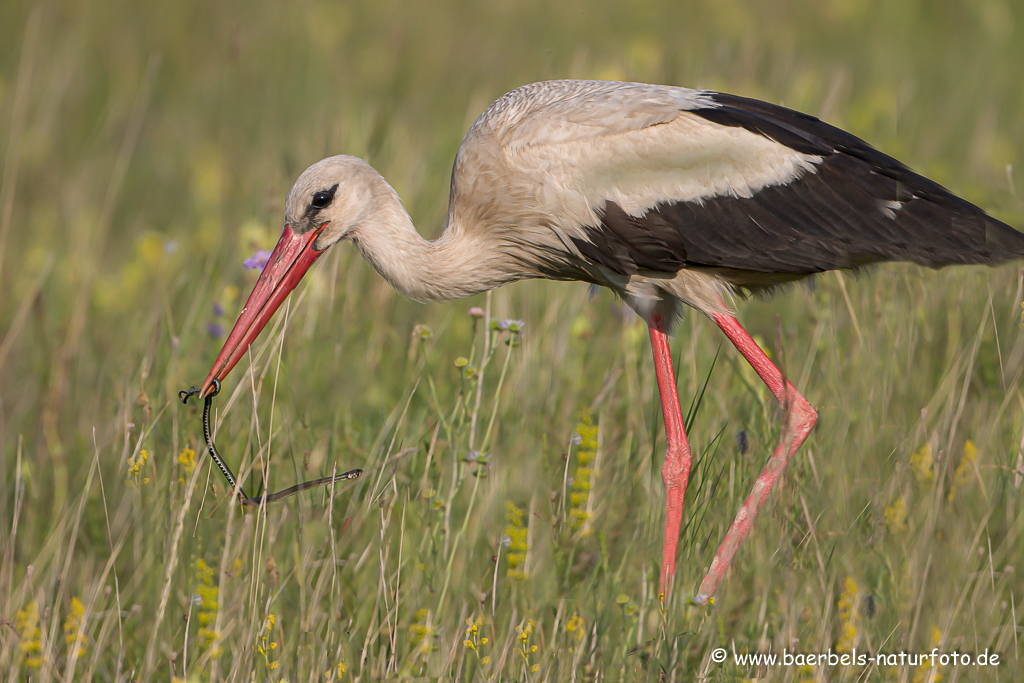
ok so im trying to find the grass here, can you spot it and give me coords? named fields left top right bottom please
left=1, top=0, right=1023, bottom=679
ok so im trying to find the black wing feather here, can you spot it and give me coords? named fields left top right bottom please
left=571, top=92, right=1024, bottom=290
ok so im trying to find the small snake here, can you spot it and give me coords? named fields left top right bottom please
left=179, top=379, right=361, bottom=506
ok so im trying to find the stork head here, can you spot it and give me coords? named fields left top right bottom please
left=198, top=155, right=375, bottom=397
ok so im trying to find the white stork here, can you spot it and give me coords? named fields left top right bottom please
left=195, top=80, right=1024, bottom=603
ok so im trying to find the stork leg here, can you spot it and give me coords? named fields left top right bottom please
left=695, top=312, right=818, bottom=603
left=648, top=320, right=693, bottom=598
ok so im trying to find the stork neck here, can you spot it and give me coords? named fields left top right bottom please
left=348, top=188, right=508, bottom=302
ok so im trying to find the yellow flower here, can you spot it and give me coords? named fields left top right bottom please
left=194, top=559, right=221, bottom=655
left=566, top=614, right=585, bottom=641
left=910, top=444, right=935, bottom=486
left=884, top=496, right=908, bottom=535
left=837, top=577, right=859, bottom=653
left=504, top=502, right=529, bottom=580
left=178, top=447, right=197, bottom=480
left=325, top=661, right=347, bottom=680
left=463, top=615, right=489, bottom=661
left=15, top=600, right=42, bottom=669
left=409, top=609, right=437, bottom=658
left=569, top=412, right=599, bottom=533
left=516, top=618, right=538, bottom=668
left=948, top=440, right=979, bottom=502
left=127, top=448, right=150, bottom=487
left=257, top=612, right=280, bottom=670
left=63, top=596, right=88, bottom=659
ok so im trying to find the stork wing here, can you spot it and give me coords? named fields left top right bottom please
left=494, top=82, right=1024, bottom=284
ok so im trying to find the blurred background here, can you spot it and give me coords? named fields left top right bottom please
left=1, top=0, right=1022, bottom=679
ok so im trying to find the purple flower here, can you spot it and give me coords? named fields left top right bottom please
left=489, top=318, right=525, bottom=333
left=494, top=319, right=525, bottom=333
left=462, top=451, right=489, bottom=463
left=206, top=322, right=225, bottom=338
left=243, top=249, right=272, bottom=271
left=212, top=302, right=225, bottom=317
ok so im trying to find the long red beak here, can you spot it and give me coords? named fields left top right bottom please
left=199, top=223, right=328, bottom=398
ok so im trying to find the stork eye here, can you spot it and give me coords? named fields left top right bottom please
left=311, top=190, right=334, bottom=209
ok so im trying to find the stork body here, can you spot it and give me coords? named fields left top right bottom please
left=199, top=80, right=1024, bottom=602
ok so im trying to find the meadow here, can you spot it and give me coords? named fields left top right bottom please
left=1, top=0, right=1023, bottom=680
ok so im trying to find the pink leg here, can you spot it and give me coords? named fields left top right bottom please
left=648, top=320, right=693, bottom=598
left=695, top=312, right=818, bottom=603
